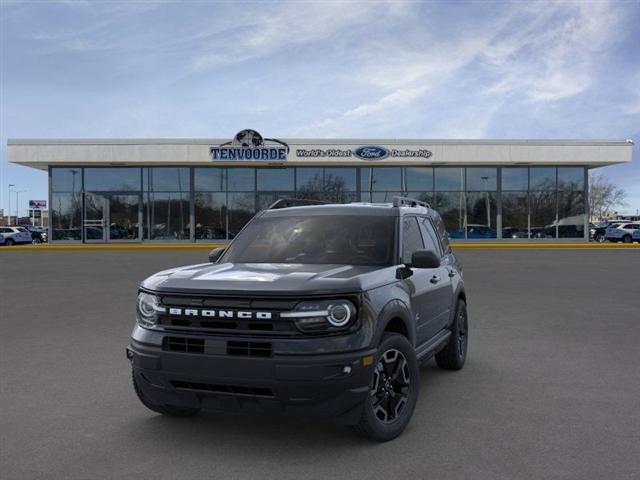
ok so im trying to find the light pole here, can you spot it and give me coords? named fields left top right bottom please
left=15, top=190, right=26, bottom=224
left=8, top=184, right=15, bottom=225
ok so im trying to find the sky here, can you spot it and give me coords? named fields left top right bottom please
left=1, top=0, right=639, bottom=217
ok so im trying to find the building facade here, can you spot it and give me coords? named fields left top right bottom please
left=7, top=132, right=633, bottom=242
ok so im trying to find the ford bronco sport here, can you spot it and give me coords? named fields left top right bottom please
left=128, top=197, right=468, bottom=441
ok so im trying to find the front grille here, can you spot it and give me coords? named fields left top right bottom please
left=171, top=380, right=274, bottom=398
left=156, top=296, right=299, bottom=336
left=163, top=336, right=204, bottom=353
left=227, top=341, right=272, bottom=357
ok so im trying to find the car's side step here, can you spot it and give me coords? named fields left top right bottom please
left=415, top=329, right=451, bottom=362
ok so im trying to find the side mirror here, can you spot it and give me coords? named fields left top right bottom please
left=410, top=249, right=440, bottom=269
left=208, top=247, right=225, bottom=263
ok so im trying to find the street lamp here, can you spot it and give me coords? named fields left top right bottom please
left=15, top=190, right=27, bottom=224
left=8, top=184, right=15, bottom=225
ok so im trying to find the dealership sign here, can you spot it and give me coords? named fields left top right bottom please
left=29, top=200, right=47, bottom=209
left=296, top=146, right=433, bottom=160
left=211, top=129, right=289, bottom=161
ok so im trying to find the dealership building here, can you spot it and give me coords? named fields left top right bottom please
left=7, top=131, right=633, bottom=243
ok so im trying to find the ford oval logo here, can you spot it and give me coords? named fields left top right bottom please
left=354, top=146, right=389, bottom=160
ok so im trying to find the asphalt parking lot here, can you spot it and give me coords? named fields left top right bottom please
left=1, top=249, right=639, bottom=480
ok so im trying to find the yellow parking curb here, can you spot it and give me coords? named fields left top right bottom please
left=1, top=243, right=228, bottom=251
left=1, top=242, right=638, bottom=251
left=451, top=243, right=640, bottom=249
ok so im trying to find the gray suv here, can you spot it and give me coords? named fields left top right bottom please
left=127, top=197, right=468, bottom=441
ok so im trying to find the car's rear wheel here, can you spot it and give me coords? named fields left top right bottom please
left=622, top=234, right=632, bottom=243
left=435, top=299, right=468, bottom=370
left=132, top=369, right=200, bottom=417
left=5, top=238, right=14, bottom=246
left=352, top=333, right=419, bottom=442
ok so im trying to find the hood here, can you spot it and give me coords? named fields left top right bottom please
left=141, top=262, right=397, bottom=296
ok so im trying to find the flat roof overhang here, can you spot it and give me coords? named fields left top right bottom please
left=7, top=138, right=634, bottom=171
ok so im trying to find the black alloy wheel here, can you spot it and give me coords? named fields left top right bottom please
left=371, top=348, right=411, bottom=424
left=352, top=333, right=419, bottom=441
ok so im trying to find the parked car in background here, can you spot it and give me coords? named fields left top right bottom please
left=449, top=224, right=497, bottom=239
left=590, top=220, right=626, bottom=242
left=0, top=232, right=5, bottom=246
left=605, top=223, right=640, bottom=243
left=632, top=229, right=640, bottom=243
left=21, top=225, right=48, bottom=244
left=0, top=226, right=32, bottom=246
left=502, top=227, right=528, bottom=239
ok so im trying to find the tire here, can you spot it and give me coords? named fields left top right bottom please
left=32, top=237, right=42, bottom=245
left=435, top=299, right=468, bottom=370
left=5, top=238, right=14, bottom=246
left=595, top=233, right=605, bottom=243
left=352, top=333, right=420, bottom=442
left=622, top=235, right=632, bottom=244
left=132, top=369, right=200, bottom=417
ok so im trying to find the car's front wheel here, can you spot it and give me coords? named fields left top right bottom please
left=32, top=237, right=42, bottom=244
left=352, top=333, right=419, bottom=442
left=5, top=238, right=14, bottom=246
left=595, top=233, right=605, bottom=243
left=132, top=369, right=200, bottom=417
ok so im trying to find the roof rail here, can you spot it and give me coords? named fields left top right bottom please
left=392, top=196, right=431, bottom=209
left=268, top=198, right=329, bottom=210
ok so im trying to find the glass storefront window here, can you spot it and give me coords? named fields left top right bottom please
left=51, top=192, right=82, bottom=240
left=324, top=168, right=357, bottom=191
left=502, top=168, right=528, bottom=191
left=144, top=168, right=189, bottom=192
left=435, top=192, right=465, bottom=238
left=227, top=192, right=256, bottom=238
left=530, top=190, right=556, bottom=238
left=529, top=168, right=556, bottom=191
left=558, top=167, right=584, bottom=191
left=85, top=168, right=141, bottom=191
left=435, top=168, right=464, bottom=191
left=466, top=192, right=497, bottom=238
left=502, top=192, right=528, bottom=239
left=296, top=168, right=323, bottom=192
left=227, top=168, right=255, bottom=191
left=257, top=168, right=294, bottom=191
left=195, top=192, right=226, bottom=240
left=51, top=168, right=82, bottom=193
left=557, top=191, right=585, bottom=238
left=405, top=167, right=433, bottom=192
left=195, top=168, right=225, bottom=191
left=466, top=168, right=497, bottom=191
left=145, top=192, right=189, bottom=240
left=362, top=167, right=402, bottom=191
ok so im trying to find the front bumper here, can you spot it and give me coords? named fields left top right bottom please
left=128, top=327, right=376, bottom=424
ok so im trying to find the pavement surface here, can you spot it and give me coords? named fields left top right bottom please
left=1, top=249, right=639, bottom=480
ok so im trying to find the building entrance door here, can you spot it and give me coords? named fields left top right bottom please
left=84, top=193, right=142, bottom=242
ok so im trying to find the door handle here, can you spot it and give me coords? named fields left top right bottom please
left=430, top=275, right=440, bottom=284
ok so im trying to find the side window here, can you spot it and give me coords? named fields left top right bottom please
left=419, top=217, right=442, bottom=257
left=433, top=215, right=451, bottom=253
left=402, top=217, right=424, bottom=264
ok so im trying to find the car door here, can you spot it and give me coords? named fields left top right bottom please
left=401, top=216, right=449, bottom=347
left=418, top=216, right=454, bottom=339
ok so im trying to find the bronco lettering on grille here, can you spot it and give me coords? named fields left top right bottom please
left=168, top=308, right=272, bottom=320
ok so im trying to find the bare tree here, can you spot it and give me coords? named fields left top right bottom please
left=589, top=172, right=627, bottom=221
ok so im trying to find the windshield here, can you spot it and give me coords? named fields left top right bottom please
left=222, top=215, right=396, bottom=266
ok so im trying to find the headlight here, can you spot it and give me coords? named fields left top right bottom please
left=136, top=292, right=165, bottom=327
left=282, top=299, right=357, bottom=333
